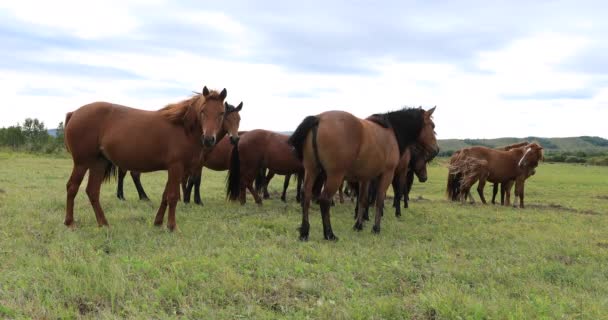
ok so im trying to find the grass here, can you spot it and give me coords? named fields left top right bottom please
left=0, top=152, right=607, bottom=319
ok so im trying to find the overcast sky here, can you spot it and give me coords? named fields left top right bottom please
left=0, top=0, right=607, bottom=138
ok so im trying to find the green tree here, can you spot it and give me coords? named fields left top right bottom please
left=22, top=118, right=49, bottom=151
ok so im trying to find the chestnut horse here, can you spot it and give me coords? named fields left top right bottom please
left=227, top=129, right=303, bottom=205
left=115, top=104, right=243, bottom=204
left=286, top=107, right=439, bottom=241
left=64, top=87, right=229, bottom=231
left=447, top=143, right=543, bottom=207
left=491, top=141, right=530, bottom=204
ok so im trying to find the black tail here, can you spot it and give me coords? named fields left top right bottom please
left=226, top=144, right=241, bottom=201
left=446, top=172, right=462, bottom=201
left=102, top=159, right=118, bottom=183
left=255, top=166, right=266, bottom=192
left=288, top=115, right=319, bottom=161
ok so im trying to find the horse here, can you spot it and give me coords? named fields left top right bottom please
left=351, top=144, right=429, bottom=220
left=64, top=86, right=231, bottom=231
left=285, top=107, right=439, bottom=241
left=446, top=143, right=543, bottom=207
left=447, top=141, right=530, bottom=204
left=114, top=102, right=243, bottom=204
left=182, top=128, right=247, bottom=205
left=226, top=129, right=303, bottom=205
left=490, top=141, right=530, bottom=205
left=258, top=170, right=303, bottom=203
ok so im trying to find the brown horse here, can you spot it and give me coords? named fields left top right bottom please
left=227, top=129, right=304, bottom=205
left=285, top=107, right=438, bottom=241
left=64, top=87, right=229, bottom=231
left=491, top=141, right=530, bottom=204
left=114, top=103, right=243, bottom=204
left=447, top=143, right=543, bottom=207
left=182, top=128, right=247, bottom=205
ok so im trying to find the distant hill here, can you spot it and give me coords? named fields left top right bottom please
left=438, top=136, right=608, bottom=154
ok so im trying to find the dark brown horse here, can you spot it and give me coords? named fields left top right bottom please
left=64, top=87, right=229, bottom=231
left=285, top=107, right=438, bottom=241
left=115, top=103, right=243, bottom=204
left=227, top=129, right=303, bottom=205
left=447, top=143, right=543, bottom=207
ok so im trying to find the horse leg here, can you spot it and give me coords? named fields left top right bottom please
left=491, top=183, right=498, bottom=204
left=500, top=183, right=506, bottom=205
left=131, top=171, right=149, bottom=201
left=247, top=182, right=263, bottom=205
left=117, top=168, right=126, bottom=200
left=372, top=171, right=394, bottom=234
left=165, top=166, right=183, bottom=231
left=338, top=180, right=345, bottom=204
left=263, top=171, right=274, bottom=199
left=193, top=174, right=203, bottom=206
left=504, top=180, right=514, bottom=206
left=299, top=170, right=318, bottom=241
left=183, top=176, right=192, bottom=203
left=296, top=172, right=303, bottom=203
left=515, top=179, right=525, bottom=208
left=477, top=179, right=487, bottom=204
left=85, top=160, right=110, bottom=227
left=281, top=174, right=291, bottom=202
left=404, top=170, right=414, bottom=209
left=65, top=165, right=87, bottom=227
left=353, top=181, right=369, bottom=231
left=319, top=174, right=342, bottom=241
left=154, top=184, right=168, bottom=226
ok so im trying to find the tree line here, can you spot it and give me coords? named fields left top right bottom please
left=0, top=118, right=64, bottom=153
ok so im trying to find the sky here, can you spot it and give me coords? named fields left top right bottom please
left=0, top=0, right=607, bottom=139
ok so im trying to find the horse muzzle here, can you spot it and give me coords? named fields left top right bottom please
left=230, top=135, right=240, bottom=146
left=201, top=135, right=216, bottom=147
left=418, top=175, right=428, bottom=183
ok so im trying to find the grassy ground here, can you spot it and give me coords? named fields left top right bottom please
left=0, top=152, right=607, bottom=319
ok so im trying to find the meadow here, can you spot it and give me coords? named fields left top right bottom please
left=1, top=152, right=607, bottom=319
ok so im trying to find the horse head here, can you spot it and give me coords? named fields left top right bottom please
left=223, top=101, right=243, bottom=145
left=189, top=86, right=228, bottom=147
left=411, top=146, right=429, bottom=182
left=418, top=106, right=440, bottom=161
left=517, top=142, right=544, bottom=170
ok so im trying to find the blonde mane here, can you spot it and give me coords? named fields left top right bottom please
left=159, top=90, right=223, bottom=125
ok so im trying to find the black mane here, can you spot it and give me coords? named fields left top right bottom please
left=368, top=107, right=425, bottom=155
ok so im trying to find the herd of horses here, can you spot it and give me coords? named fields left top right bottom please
left=62, top=86, right=543, bottom=241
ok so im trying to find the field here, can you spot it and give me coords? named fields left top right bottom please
left=1, top=152, right=608, bottom=319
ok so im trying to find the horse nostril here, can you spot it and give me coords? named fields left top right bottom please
left=230, top=136, right=240, bottom=145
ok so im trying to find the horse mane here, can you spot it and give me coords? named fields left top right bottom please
left=159, top=90, right=224, bottom=127
left=498, top=141, right=530, bottom=151
left=369, top=107, right=425, bottom=155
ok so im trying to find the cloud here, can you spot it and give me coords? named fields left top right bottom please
left=0, top=0, right=606, bottom=139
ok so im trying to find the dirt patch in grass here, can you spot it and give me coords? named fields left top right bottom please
left=526, top=203, right=602, bottom=215
left=595, top=195, right=608, bottom=200
left=0, top=188, right=5, bottom=194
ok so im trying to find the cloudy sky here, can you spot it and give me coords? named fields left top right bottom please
left=0, top=0, right=606, bottom=138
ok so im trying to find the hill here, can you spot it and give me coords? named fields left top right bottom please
left=438, top=136, right=608, bottom=154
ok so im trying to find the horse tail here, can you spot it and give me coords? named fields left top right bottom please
left=255, top=165, right=266, bottom=192
left=64, top=111, right=73, bottom=152
left=103, top=161, right=118, bottom=183
left=226, top=143, right=241, bottom=201
left=446, top=171, right=461, bottom=201
left=288, top=115, right=319, bottom=161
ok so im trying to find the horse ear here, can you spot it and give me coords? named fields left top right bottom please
left=236, top=102, right=243, bottom=112
left=203, top=86, right=210, bottom=97
left=427, top=106, right=436, bottom=116
left=220, top=88, right=227, bottom=100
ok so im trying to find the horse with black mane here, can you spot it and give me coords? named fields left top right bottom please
left=281, top=107, right=438, bottom=241
left=64, top=87, right=230, bottom=231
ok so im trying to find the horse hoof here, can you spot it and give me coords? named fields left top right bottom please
left=64, top=220, right=75, bottom=229
left=324, top=233, right=338, bottom=241
left=167, top=225, right=177, bottom=232
left=153, top=220, right=163, bottom=227
left=353, top=222, right=363, bottom=231
left=372, top=225, right=381, bottom=234
left=395, top=212, right=401, bottom=218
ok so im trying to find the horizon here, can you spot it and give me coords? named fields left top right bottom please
left=1, top=1, right=607, bottom=139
